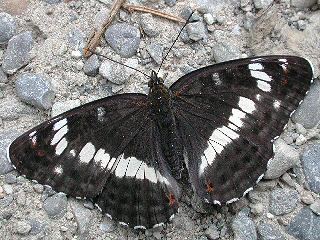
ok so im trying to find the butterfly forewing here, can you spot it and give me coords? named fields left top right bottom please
left=170, top=56, right=313, bottom=203
left=9, top=93, right=180, bottom=228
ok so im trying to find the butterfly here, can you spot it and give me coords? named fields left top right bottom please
left=8, top=55, right=313, bottom=229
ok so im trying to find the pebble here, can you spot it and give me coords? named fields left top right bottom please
left=99, top=217, right=115, bottom=233
left=295, top=134, right=307, bottom=145
left=104, top=23, right=140, bottom=58
left=231, top=210, right=257, bottom=240
left=300, top=190, right=315, bottom=205
left=71, top=50, right=82, bottom=59
left=269, top=188, right=299, bottom=215
left=250, top=203, right=264, bottom=215
left=204, top=13, right=215, bottom=25
left=3, top=184, right=13, bottom=194
left=257, top=222, right=285, bottom=240
left=147, top=43, right=164, bottom=65
left=15, top=220, right=32, bottom=235
left=29, top=219, right=47, bottom=235
left=297, top=20, right=307, bottom=30
left=212, top=42, right=241, bottom=63
left=0, top=12, right=16, bottom=44
left=205, top=224, right=220, bottom=240
left=33, top=184, right=44, bottom=193
left=71, top=201, right=93, bottom=234
left=301, top=143, right=320, bottom=193
left=310, top=199, right=320, bottom=215
left=0, top=195, right=14, bottom=207
left=67, top=28, right=85, bottom=50
left=99, top=58, right=138, bottom=85
left=0, top=130, right=21, bottom=174
left=51, top=99, right=81, bottom=117
left=253, top=0, right=273, bottom=9
left=140, top=13, right=159, bottom=37
left=264, top=139, right=300, bottom=179
left=43, top=192, right=67, bottom=219
left=186, top=22, right=208, bottom=41
left=291, top=0, right=317, bottom=9
left=292, top=80, right=320, bottom=129
left=287, top=207, right=320, bottom=239
left=83, top=54, right=100, bottom=77
left=0, top=68, right=8, bottom=84
left=15, top=73, right=55, bottom=110
left=16, top=190, right=26, bottom=205
left=2, top=31, right=34, bottom=74
left=5, top=173, right=17, bottom=184
left=281, top=173, right=296, bottom=187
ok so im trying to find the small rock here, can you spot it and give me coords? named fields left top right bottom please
left=264, top=139, right=300, bottom=179
left=15, top=73, right=55, bottom=110
left=205, top=224, right=220, bottom=240
left=250, top=203, right=264, bottom=215
left=269, top=188, right=299, bottom=215
left=212, top=42, right=241, bottom=63
left=147, top=43, right=164, bottom=65
left=33, top=184, right=44, bottom=193
left=296, top=123, right=307, bottom=135
left=83, top=200, right=94, bottom=210
left=29, top=219, right=47, bottom=235
left=83, top=54, right=100, bottom=77
left=232, top=210, right=257, bottom=240
left=301, top=143, right=320, bottom=193
left=51, top=99, right=81, bottom=117
left=71, top=50, right=82, bottom=59
left=253, top=0, right=273, bottom=9
left=186, top=22, right=207, bottom=41
left=99, top=217, right=115, bottom=233
left=105, top=23, right=140, bottom=58
left=292, top=80, right=320, bottom=128
left=0, top=68, right=8, bottom=84
left=5, top=173, right=17, bottom=184
left=2, top=31, right=34, bottom=74
left=291, top=0, right=317, bottom=9
left=16, top=190, right=26, bottom=205
left=295, top=134, right=307, bottom=145
left=43, top=192, right=67, bottom=219
left=75, top=60, right=84, bottom=71
left=310, top=199, right=320, bottom=215
left=257, top=222, right=285, bottom=240
left=15, top=220, right=31, bottom=235
left=164, top=0, right=176, bottom=6
left=0, top=130, right=21, bottom=174
left=99, top=58, right=138, bottom=85
left=3, top=184, right=13, bottom=194
left=297, top=20, right=307, bottom=30
left=0, top=195, right=14, bottom=207
left=300, top=190, right=314, bottom=205
left=0, top=12, right=16, bottom=44
left=281, top=173, right=296, bottom=187
left=287, top=207, right=320, bottom=239
left=71, top=201, right=93, bottom=234
left=204, top=13, right=215, bottom=25
left=140, top=14, right=159, bottom=37
left=67, top=28, right=85, bottom=50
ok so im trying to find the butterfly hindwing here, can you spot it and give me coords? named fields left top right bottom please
left=9, top=93, right=180, bottom=228
left=170, top=56, right=313, bottom=203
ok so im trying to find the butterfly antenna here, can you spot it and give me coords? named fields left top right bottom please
left=85, top=48, right=152, bottom=80
left=157, top=11, right=194, bottom=75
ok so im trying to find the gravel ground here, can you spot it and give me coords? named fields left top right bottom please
left=0, top=0, right=320, bottom=239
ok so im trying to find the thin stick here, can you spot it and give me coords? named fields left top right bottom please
left=122, top=4, right=185, bottom=23
left=84, top=0, right=126, bottom=58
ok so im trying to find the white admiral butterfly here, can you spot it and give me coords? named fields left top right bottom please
left=8, top=55, right=313, bottom=229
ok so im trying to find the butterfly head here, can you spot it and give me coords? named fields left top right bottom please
left=148, top=70, right=164, bottom=88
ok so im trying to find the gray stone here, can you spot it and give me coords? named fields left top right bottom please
left=301, top=143, right=320, bottom=193
left=15, top=220, right=32, bottom=235
left=83, top=200, right=94, bottom=210
left=104, top=23, right=140, bottom=58
left=0, top=68, right=8, bottom=84
left=71, top=201, right=93, bottom=234
left=147, top=43, right=164, bottom=65
left=43, top=192, right=67, bottom=219
left=291, top=0, right=317, bottom=9
left=0, top=12, right=16, bottom=44
left=67, top=28, right=85, bottom=51
left=2, top=31, right=34, bottom=74
left=186, top=22, right=207, bottom=42
left=292, top=80, right=320, bottom=129
left=99, top=58, right=138, bottom=85
left=15, top=73, right=55, bottom=110
left=205, top=224, right=220, bottom=240
left=264, top=139, right=300, bottom=179
left=232, top=210, right=257, bottom=240
left=253, top=0, right=273, bottom=9
left=3, top=184, right=13, bottom=194
left=33, top=184, right=44, bottom=193
left=140, top=14, right=159, bottom=37
left=99, top=217, right=115, bottom=233
left=257, top=222, right=285, bottom=240
left=0, top=195, right=14, bottom=208
left=29, top=219, right=47, bottom=235
left=310, top=199, right=320, bottom=215
left=269, top=188, right=299, bottom=215
left=297, top=20, right=307, bottom=30
left=212, top=42, right=241, bottom=63
left=300, top=190, right=314, bottom=205
left=0, top=130, right=21, bottom=174
left=5, top=173, right=17, bottom=184
left=83, top=54, right=100, bottom=77
left=51, top=99, right=81, bottom=117
left=287, top=207, right=320, bottom=240
left=204, top=13, right=216, bottom=25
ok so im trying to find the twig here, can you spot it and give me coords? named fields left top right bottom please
left=84, top=0, right=126, bottom=58
left=122, top=4, right=185, bottom=23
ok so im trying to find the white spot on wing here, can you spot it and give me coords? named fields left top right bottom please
left=94, top=148, right=110, bottom=168
left=250, top=70, right=272, bottom=82
left=70, top=149, right=76, bottom=157
left=229, top=108, right=246, bottom=127
left=79, top=142, right=96, bottom=164
left=126, top=157, right=142, bottom=177
left=213, top=200, right=221, bottom=205
left=51, top=125, right=68, bottom=145
left=134, top=225, right=146, bottom=230
left=29, top=131, right=37, bottom=137
left=226, top=198, right=239, bottom=204
left=243, top=187, right=253, bottom=196
left=273, top=100, right=281, bottom=110
left=54, top=165, right=63, bottom=175
left=55, top=137, right=68, bottom=155
left=248, top=63, right=263, bottom=70
left=144, top=165, right=158, bottom=183
left=257, top=80, right=271, bottom=92
left=114, top=155, right=129, bottom=178
left=238, top=97, right=256, bottom=114
left=53, top=118, right=67, bottom=131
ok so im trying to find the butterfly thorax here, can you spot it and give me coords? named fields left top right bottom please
left=148, top=75, right=184, bottom=179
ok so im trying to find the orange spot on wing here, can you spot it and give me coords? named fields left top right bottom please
left=166, top=192, right=176, bottom=207
left=205, top=178, right=214, bottom=193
